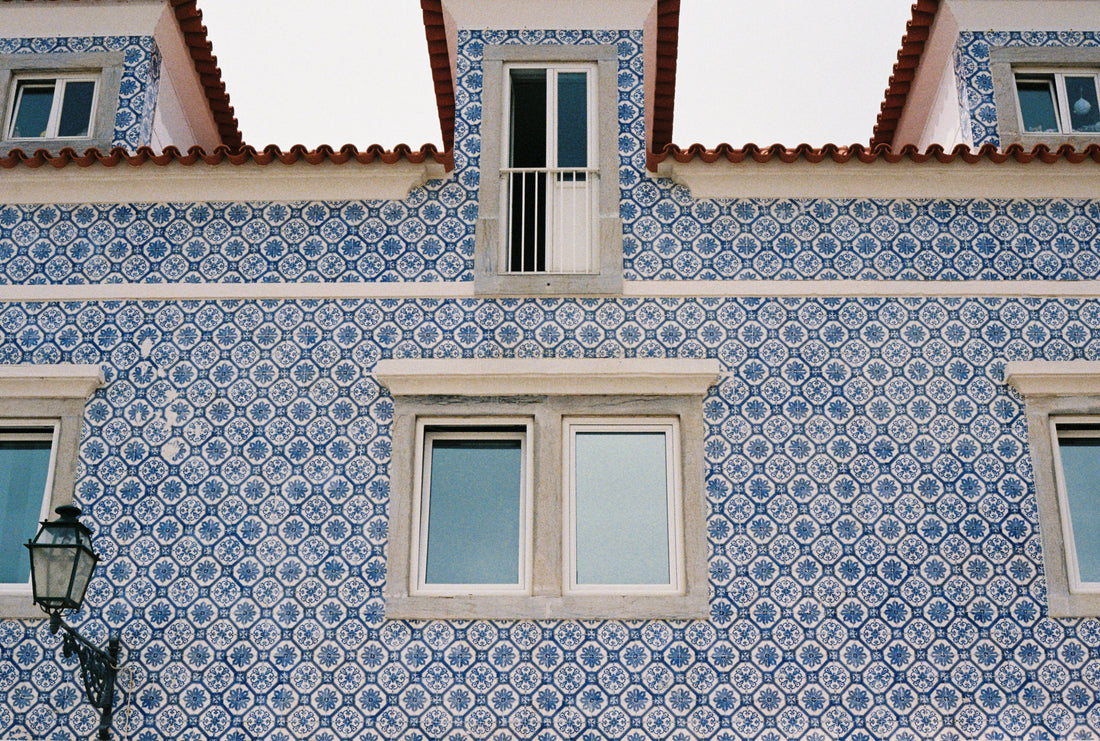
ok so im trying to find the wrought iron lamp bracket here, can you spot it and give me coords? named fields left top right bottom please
left=49, top=612, right=119, bottom=741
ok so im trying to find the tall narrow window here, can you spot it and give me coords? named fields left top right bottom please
left=564, top=419, right=681, bottom=594
left=6, top=74, right=98, bottom=140
left=0, top=428, right=56, bottom=585
left=1052, top=422, right=1100, bottom=592
left=504, top=64, right=596, bottom=274
left=412, top=421, right=532, bottom=595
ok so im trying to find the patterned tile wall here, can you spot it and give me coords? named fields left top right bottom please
left=1, top=296, right=1100, bottom=740
left=953, top=31, right=1100, bottom=148
left=0, top=36, right=160, bottom=151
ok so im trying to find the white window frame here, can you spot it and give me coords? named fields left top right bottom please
left=1012, top=69, right=1100, bottom=135
left=1005, top=361, right=1100, bottom=616
left=379, top=358, right=719, bottom=619
left=501, top=62, right=599, bottom=275
left=0, top=364, right=104, bottom=619
left=5, top=72, right=100, bottom=140
left=411, top=418, right=534, bottom=596
left=563, top=417, right=682, bottom=596
left=1049, top=418, right=1100, bottom=595
left=474, top=44, right=623, bottom=296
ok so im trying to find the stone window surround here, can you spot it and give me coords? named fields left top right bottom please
left=1006, top=360, right=1100, bottom=617
left=990, top=46, right=1100, bottom=148
left=474, top=44, right=623, bottom=296
left=0, top=364, right=104, bottom=619
left=377, top=358, right=718, bottom=619
left=0, top=51, right=124, bottom=152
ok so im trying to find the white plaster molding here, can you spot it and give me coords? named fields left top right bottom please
left=653, top=158, right=1100, bottom=200
left=948, top=0, right=1100, bottom=31
left=0, top=1, right=163, bottom=37
left=0, top=159, right=449, bottom=206
left=0, top=364, right=104, bottom=399
left=9, top=279, right=1100, bottom=304
left=154, top=3, right=220, bottom=150
left=443, top=0, right=652, bottom=29
left=376, top=358, right=721, bottom=397
left=1006, top=361, right=1100, bottom=397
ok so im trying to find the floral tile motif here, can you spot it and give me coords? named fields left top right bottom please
left=0, top=36, right=160, bottom=151
left=0, top=296, right=1099, bottom=740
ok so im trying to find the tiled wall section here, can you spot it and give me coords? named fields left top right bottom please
left=3, top=197, right=1100, bottom=284
left=0, top=36, right=160, bottom=151
left=2, top=296, right=1100, bottom=740
left=953, top=31, right=1100, bottom=147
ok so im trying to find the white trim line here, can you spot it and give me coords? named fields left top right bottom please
left=0, top=160, right=448, bottom=205
left=7, top=280, right=1100, bottom=303
left=0, top=364, right=104, bottom=399
left=1006, top=361, right=1100, bottom=397
left=376, top=358, right=721, bottom=396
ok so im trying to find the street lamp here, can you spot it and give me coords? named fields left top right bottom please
left=26, top=504, right=119, bottom=741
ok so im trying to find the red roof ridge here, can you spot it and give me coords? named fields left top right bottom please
left=648, top=142, right=1100, bottom=168
left=0, top=144, right=452, bottom=169
left=871, top=0, right=941, bottom=148
left=2, top=0, right=243, bottom=149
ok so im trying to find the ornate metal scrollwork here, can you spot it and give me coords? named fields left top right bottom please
left=50, top=613, right=119, bottom=741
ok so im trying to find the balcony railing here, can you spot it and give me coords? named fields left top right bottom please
left=503, top=167, right=597, bottom=274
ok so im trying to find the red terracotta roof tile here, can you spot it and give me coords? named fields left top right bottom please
left=421, top=0, right=454, bottom=154
left=650, top=0, right=680, bottom=152
left=648, top=142, right=1100, bottom=167
left=871, top=0, right=940, bottom=147
left=0, top=143, right=451, bottom=169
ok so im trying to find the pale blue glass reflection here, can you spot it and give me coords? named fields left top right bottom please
left=557, top=72, right=587, bottom=169
left=424, top=438, right=522, bottom=585
left=574, top=431, right=670, bottom=585
left=1059, top=435, right=1100, bottom=583
left=11, top=82, right=54, bottom=138
left=1017, top=80, right=1059, bottom=133
left=58, top=81, right=95, bottom=137
left=0, top=440, right=52, bottom=583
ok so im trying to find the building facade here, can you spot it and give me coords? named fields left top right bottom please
left=2, top=1, right=1100, bottom=739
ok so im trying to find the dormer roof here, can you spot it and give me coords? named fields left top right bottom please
left=871, top=0, right=940, bottom=148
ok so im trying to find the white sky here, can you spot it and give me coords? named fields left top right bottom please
left=197, top=0, right=916, bottom=150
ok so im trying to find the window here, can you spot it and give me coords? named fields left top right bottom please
left=0, top=52, right=124, bottom=152
left=379, top=358, right=718, bottom=619
left=0, top=428, right=56, bottom=585
left=989, top=47, right=1100, bottom=146
left=1014, top=71, right=1100, bottom=134
left=6, top=74, right=99, bottom=140
left=413, top=420, right=533, bottom=595
left=504, top=64, right=596, bottom=274
left=475, top=45, right=623, bottom=295
left=0, top=364, right=103, bottom=619
left=1050, top=421, right=1100, bottom=593
left=564, top=419, right=681, bottom=594
left=1006, top=361, right=1100, bottom=616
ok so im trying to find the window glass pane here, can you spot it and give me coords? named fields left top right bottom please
left=574, top=431, right=670, bottom=585
left=557, top=72, right=588, bottom=169
left=1016, top=79, right=1060, bottom=133
left=1058, top=434, right=1100, bottom=583
left=58, top=80, right=96, bottom=137
left=509, top=69, right=546, bottom=168
left=1065, top=76, right=1100, bottom=133
left=10, top=81, right=55, bottom=138
left=0, top=439, right=53, bottom=583
left=424, top=437, right=522, bottom=585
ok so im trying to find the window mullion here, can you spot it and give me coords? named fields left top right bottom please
left=46, top=79, right=65, bottom=138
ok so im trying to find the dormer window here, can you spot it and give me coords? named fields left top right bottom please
left=0, top=52, right=124, bottom=152
left=504, top=64, right=597, bottom=274
left=1015, top=71, right=1100, bottom=134
left=6, top=74, right=98, bottom=140
left=475, top=45, right=622, bottom=295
